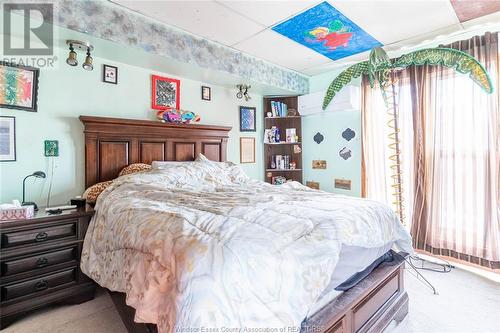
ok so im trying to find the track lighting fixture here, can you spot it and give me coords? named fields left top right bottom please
left=65, top=40, right=94, bottom=71
left=236, top=84, right=251, bottom=101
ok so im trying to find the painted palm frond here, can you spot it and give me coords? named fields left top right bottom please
left=393, top=48, right=493, bottom=94
left=322, top=61, right=369, bottom=110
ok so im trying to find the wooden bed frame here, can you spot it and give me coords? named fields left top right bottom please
left=80, top=116, right=408, bottom=333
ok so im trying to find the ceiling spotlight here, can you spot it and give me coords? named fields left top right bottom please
left=244, top=86, right=251, bottom=101
left=236, top=84, right=244, bottom=99
left=82, top=48, right=93, bottom=71
left=65, top=40, right=94, bottom=70
left=236, top=84, right=251, bottom=100
left=66, top=43, right=78, bottom=66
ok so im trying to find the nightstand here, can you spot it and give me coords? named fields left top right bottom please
left=0, top=205, right=96, bottom=329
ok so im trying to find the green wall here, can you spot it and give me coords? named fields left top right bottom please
left=302, top=69, right=362, bottom=196
left=0, top=45, right=263, bottom=205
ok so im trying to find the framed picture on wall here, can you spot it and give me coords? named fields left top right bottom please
left=201, top=86, right=211, bottom=101
left=239, top=106, right=256, bottom=132
left=0, top=62, right=39, bottom=112
left=103, top=64, right=118, bottom=84
left=240, top=137, right=255, bottom=163
left=0, top=116, right=16, bottom=162
left=151, top=75, right=180, bottom=110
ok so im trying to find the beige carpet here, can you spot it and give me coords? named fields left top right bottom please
left=4, top=267, right=499, bottom=333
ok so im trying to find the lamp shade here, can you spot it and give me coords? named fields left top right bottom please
left=32, top=171, right=46, bottom=178
left=22, top=171, right=46, bottom=211
left=66, top=43, right=78, bottom=66
left=82, top=48, right=93, bottom=71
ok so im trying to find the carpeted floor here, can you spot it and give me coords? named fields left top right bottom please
left=3, top=267, right=499, bottom=333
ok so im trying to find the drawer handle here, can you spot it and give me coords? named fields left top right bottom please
left=35, top=232, right=48, bottom=242
left=36, top=257, right=49, bottom=268
left=34, top=280, right=49, bottom=291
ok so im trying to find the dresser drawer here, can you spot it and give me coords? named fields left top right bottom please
left=1, top=246, right=77, bottom=277
left=1, top=221, right=77, bottom=249
left=1, top=268, right=77, bottom=302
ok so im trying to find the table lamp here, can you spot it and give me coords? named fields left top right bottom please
left=22, top=171, right=46, bottom=211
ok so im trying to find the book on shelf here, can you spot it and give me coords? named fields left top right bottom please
left=269, top=101, right=288, bottom=117
left=270, top=154, right=294, bottom=170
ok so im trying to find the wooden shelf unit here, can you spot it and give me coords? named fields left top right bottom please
left=263, top=96, right=302, bottom=185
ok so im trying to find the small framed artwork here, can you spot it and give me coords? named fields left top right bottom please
left=312, top=160, right=327, bottom=169
left=0, top=116, right=16, bottom=161
left=240, top=137, right=255, bottom=163
left=103, top=64, right=118, bottom=84
left=0, top=62, right=39, bottom=112
left=335, top=179, right=352, bottom=190
left=201, top=86, right=211, bottom=101
left=151, top=75, right=180, bottom=110
left=239, top=106, right=256, bottom=132
left=306, top=181, right=320, bottom=190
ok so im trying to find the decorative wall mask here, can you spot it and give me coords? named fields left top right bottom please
left=314, top=132, right=324, bottom=144
left=339, top=147, right=352, bottom=160
left=342, top=128, right=355, bottom=141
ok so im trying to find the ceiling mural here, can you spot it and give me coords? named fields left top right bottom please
left=272, top=1, right=382, bottom=61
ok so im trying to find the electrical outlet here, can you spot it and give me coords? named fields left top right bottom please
left=44, top=140, right=59, bottom=157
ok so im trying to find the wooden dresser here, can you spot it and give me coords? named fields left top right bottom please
left=0, top=206, right=96, bottom=328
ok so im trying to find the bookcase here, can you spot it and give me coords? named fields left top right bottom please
left=263, top=96, right=302, bottom=185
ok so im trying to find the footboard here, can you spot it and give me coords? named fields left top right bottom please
left=302, top=256, right=408, bottom=333
left=109, top=255, right=408, bottom=333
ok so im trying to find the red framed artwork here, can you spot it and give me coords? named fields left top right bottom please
left=151, top=75, right=180, bottom=110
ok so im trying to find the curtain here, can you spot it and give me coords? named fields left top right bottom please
left=362, top=32, right=500, bottom=269
left=361, top=73, right=415, bottom=226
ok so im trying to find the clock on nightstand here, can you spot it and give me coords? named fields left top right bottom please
left=0, top=205, right=96, bottom=329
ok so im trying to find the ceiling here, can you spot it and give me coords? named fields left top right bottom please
left=111, top=0, right=500, bottom=77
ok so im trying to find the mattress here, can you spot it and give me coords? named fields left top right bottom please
left=308, top=242, right=394, bottom=316
left=81, top=160, right=413, bottom=332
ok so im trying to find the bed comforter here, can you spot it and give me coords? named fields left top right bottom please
left=81, top=160, right=412, bottom=333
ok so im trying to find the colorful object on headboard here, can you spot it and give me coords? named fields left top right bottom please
left=322, top=46, right=493, bottom=225
left=272, top=2, right=382, bottom=61
left=156, top=109, right=200, bottom=124
left=151, top=75, right=180, bottom=111
left=0, top=62, right=39, bottom=112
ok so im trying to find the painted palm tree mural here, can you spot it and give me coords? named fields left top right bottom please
left=322, top=47, right=493, bottom=225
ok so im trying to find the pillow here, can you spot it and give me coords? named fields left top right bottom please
left=118, top=163, right=151, bottom=176
left=82, top=180, right=113, bottom=204
left=195, top=154, right=209, bottom=162
left=151, top=161, right=194, bottom=170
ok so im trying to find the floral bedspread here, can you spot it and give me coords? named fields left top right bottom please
left=81, top=160, right=412, bottom=333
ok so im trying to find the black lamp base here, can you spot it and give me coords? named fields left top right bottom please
left=22, top=201, right=39, bottom=211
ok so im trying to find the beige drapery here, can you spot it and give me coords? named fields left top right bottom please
left=362, top=32, right=499, bottom=269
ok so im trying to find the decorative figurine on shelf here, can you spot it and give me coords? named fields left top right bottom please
left=290, top=161, right=296, bottom=170
left=156, top=109, right=200, bottom=124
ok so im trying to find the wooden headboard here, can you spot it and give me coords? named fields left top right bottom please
left=80, top=116, right=231, bottom=188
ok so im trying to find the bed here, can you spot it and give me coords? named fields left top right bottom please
left=79, top=116, right=411, bottom=333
